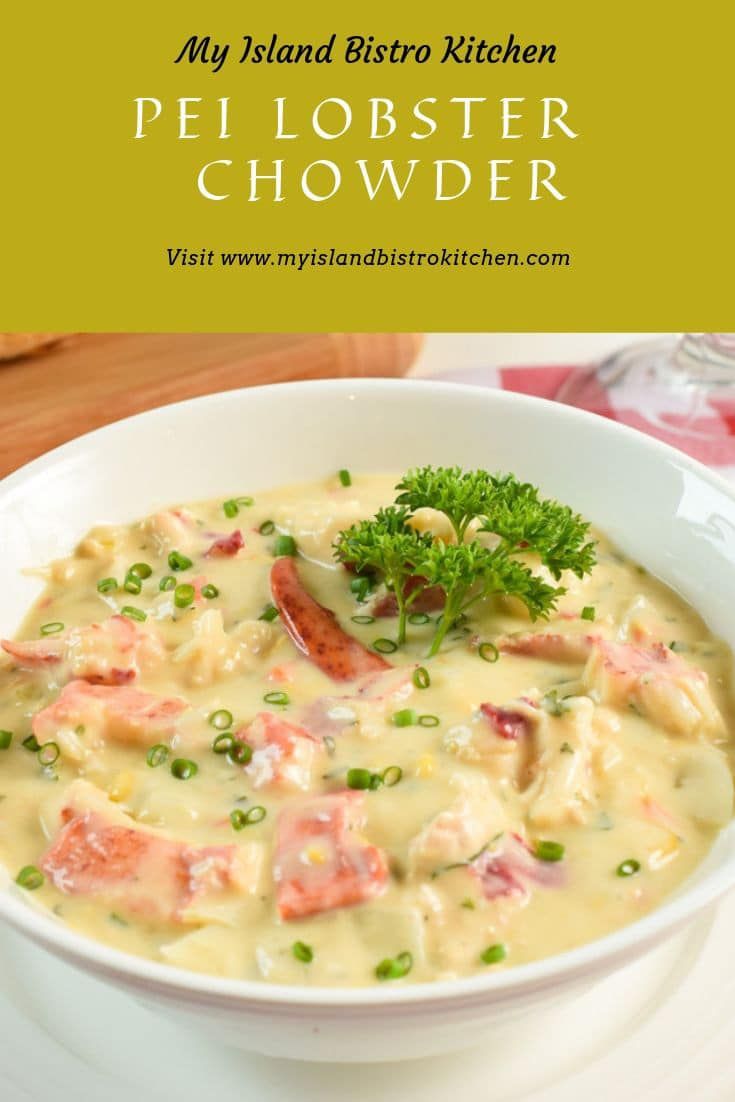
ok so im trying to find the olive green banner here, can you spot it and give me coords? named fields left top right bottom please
left=3, top=2, right=733, bottom=330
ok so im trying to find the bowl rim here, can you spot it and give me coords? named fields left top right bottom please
left=2, top=375, right=735, bottom=1009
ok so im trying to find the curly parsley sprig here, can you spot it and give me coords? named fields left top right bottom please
left=335, top=467, right=596, bottom=657
left=396, top=466, right=596, bottom=579
left=333, top=507, right=433, bottom=645
left=395, top=466, right=495, bottom=544
left=477, top=473, right=596, bottom=580
left=417, top=542, right=560, bottom=655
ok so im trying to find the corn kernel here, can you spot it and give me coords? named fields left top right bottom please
left=303, top=845, right=328, bottom=866
left=415, top=754, right=435, bottom=778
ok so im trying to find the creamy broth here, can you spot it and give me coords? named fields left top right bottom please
left=0, top=472, right=733, bottom=987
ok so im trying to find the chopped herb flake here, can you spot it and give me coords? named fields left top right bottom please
left=40, top=622, right=64, bottom=636
left=168, top=550, right=193, bottom=572
left=292, top=939, right=314, bottom=962
left=375, top=950, right=413, bottom=981
left=480, top=943, right=507, bottom=965
left=120, top=606, right=147, bottom=622
left=274, top=534, right=297, bottom=557
left=16, top=865, right=44, bottom=890
left=534, top=839, right=565, bottom=862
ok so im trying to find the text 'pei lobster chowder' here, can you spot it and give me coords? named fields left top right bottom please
left=0, top=468, right=733, bottom=986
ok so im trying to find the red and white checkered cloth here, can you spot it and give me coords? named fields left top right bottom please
left=430, top=364, right=735, bottom=479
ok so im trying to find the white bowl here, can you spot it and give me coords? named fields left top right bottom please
left=1, top=378, right=734, bottom=1062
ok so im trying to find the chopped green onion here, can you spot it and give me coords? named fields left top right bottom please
left=168, top=550, right=193, bottom=572
left=480, top=943, right=507, bottom=965
left=40, top=622, right=64, bottom=636
left=146, top=743, right=169, bottom=767
left=408, top=612, right=430, bottom=625
left=560, top=741, right=574, bottom=754
left=418, top=714, right=440, bottom=728
left=129, top=562, right=152, bottom=580
left=230, top=808, right=249, bottom=831
left=616, top=858, right=641, bottom=877
left=373, top=638, right=398, bottom=654
left=201, top=583, right=219, bottom=599
left=264, top=691, right=289, bottom=706
left=534, top=839, right=565, bottom=862
left=478, top=641, right=499, bottom=663
left=120, top=605, right=147, bottom=622
left=581, top=605, right=596, bottom=622
left=224, top=496, right=255, bottom=518
left=292, top=939, right=314, bottom=962
left=347, top=767, right=374, bottom=790
left=375, top=951, right=413, bottom=981
left=109, top=912, right=129, bottom=927
left=461, top=898, right=476, bottom=910
left=124, top=573, right=142, bottom=595
left=413, top=666, right=431, bottom=689
left=159, top=575, right=176, bottom=592
left=0, top=730, right=12, bottom=750
left=174, top=584, right=195, bottom=609
left=381, top=765, right=403, bottom=787
left=228, top=741, right=253, bottom=765
left=669, top=640, right=688, bottom=653
left=170, top=758, right=198, bottom=780
left=212, top=732, right=235, bottom=755
left=338, top=469, right=352, bottom=487
left=258, top=604, right=279, bottom=623
left=351, top=614, right=375, bottom=625
left=243, top=805, right=266, bottom=825
left=16, top=865, right=44, bottom=891
left=228, top=498, right=254, bottom=517
left=274, top=534, right=297, bottom=557
left=258, top=520, right=275, bottom=536
left=392, top=708, right=418, bottom=727
left=22, top=735, right=40, bottom=752
left=96, top=577, right=118, bottom=594
left=209, top=709, right=233, bottom=730
left=37, top=741, right=60, bottom=766
left=350, top=576, right=372, bottom=602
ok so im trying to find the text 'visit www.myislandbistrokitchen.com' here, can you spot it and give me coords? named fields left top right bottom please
left=166, top=246, right=572, bottom=271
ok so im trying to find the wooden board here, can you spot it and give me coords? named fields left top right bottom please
left=0, top=332, right=422, bottom=477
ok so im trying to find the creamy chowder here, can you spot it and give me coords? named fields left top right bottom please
left=0, top=470, right=732, bottom=987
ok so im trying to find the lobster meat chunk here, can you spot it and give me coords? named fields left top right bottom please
left=274, top=791, right=388, bottom=920
left=2, top=615, right=165, bottom=685
left=40, top=781, right=262, bottom=924
left=270, top=556, right=390, bottom=682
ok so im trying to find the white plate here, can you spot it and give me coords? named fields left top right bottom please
left=2, top=891, right=735, bottom=1102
